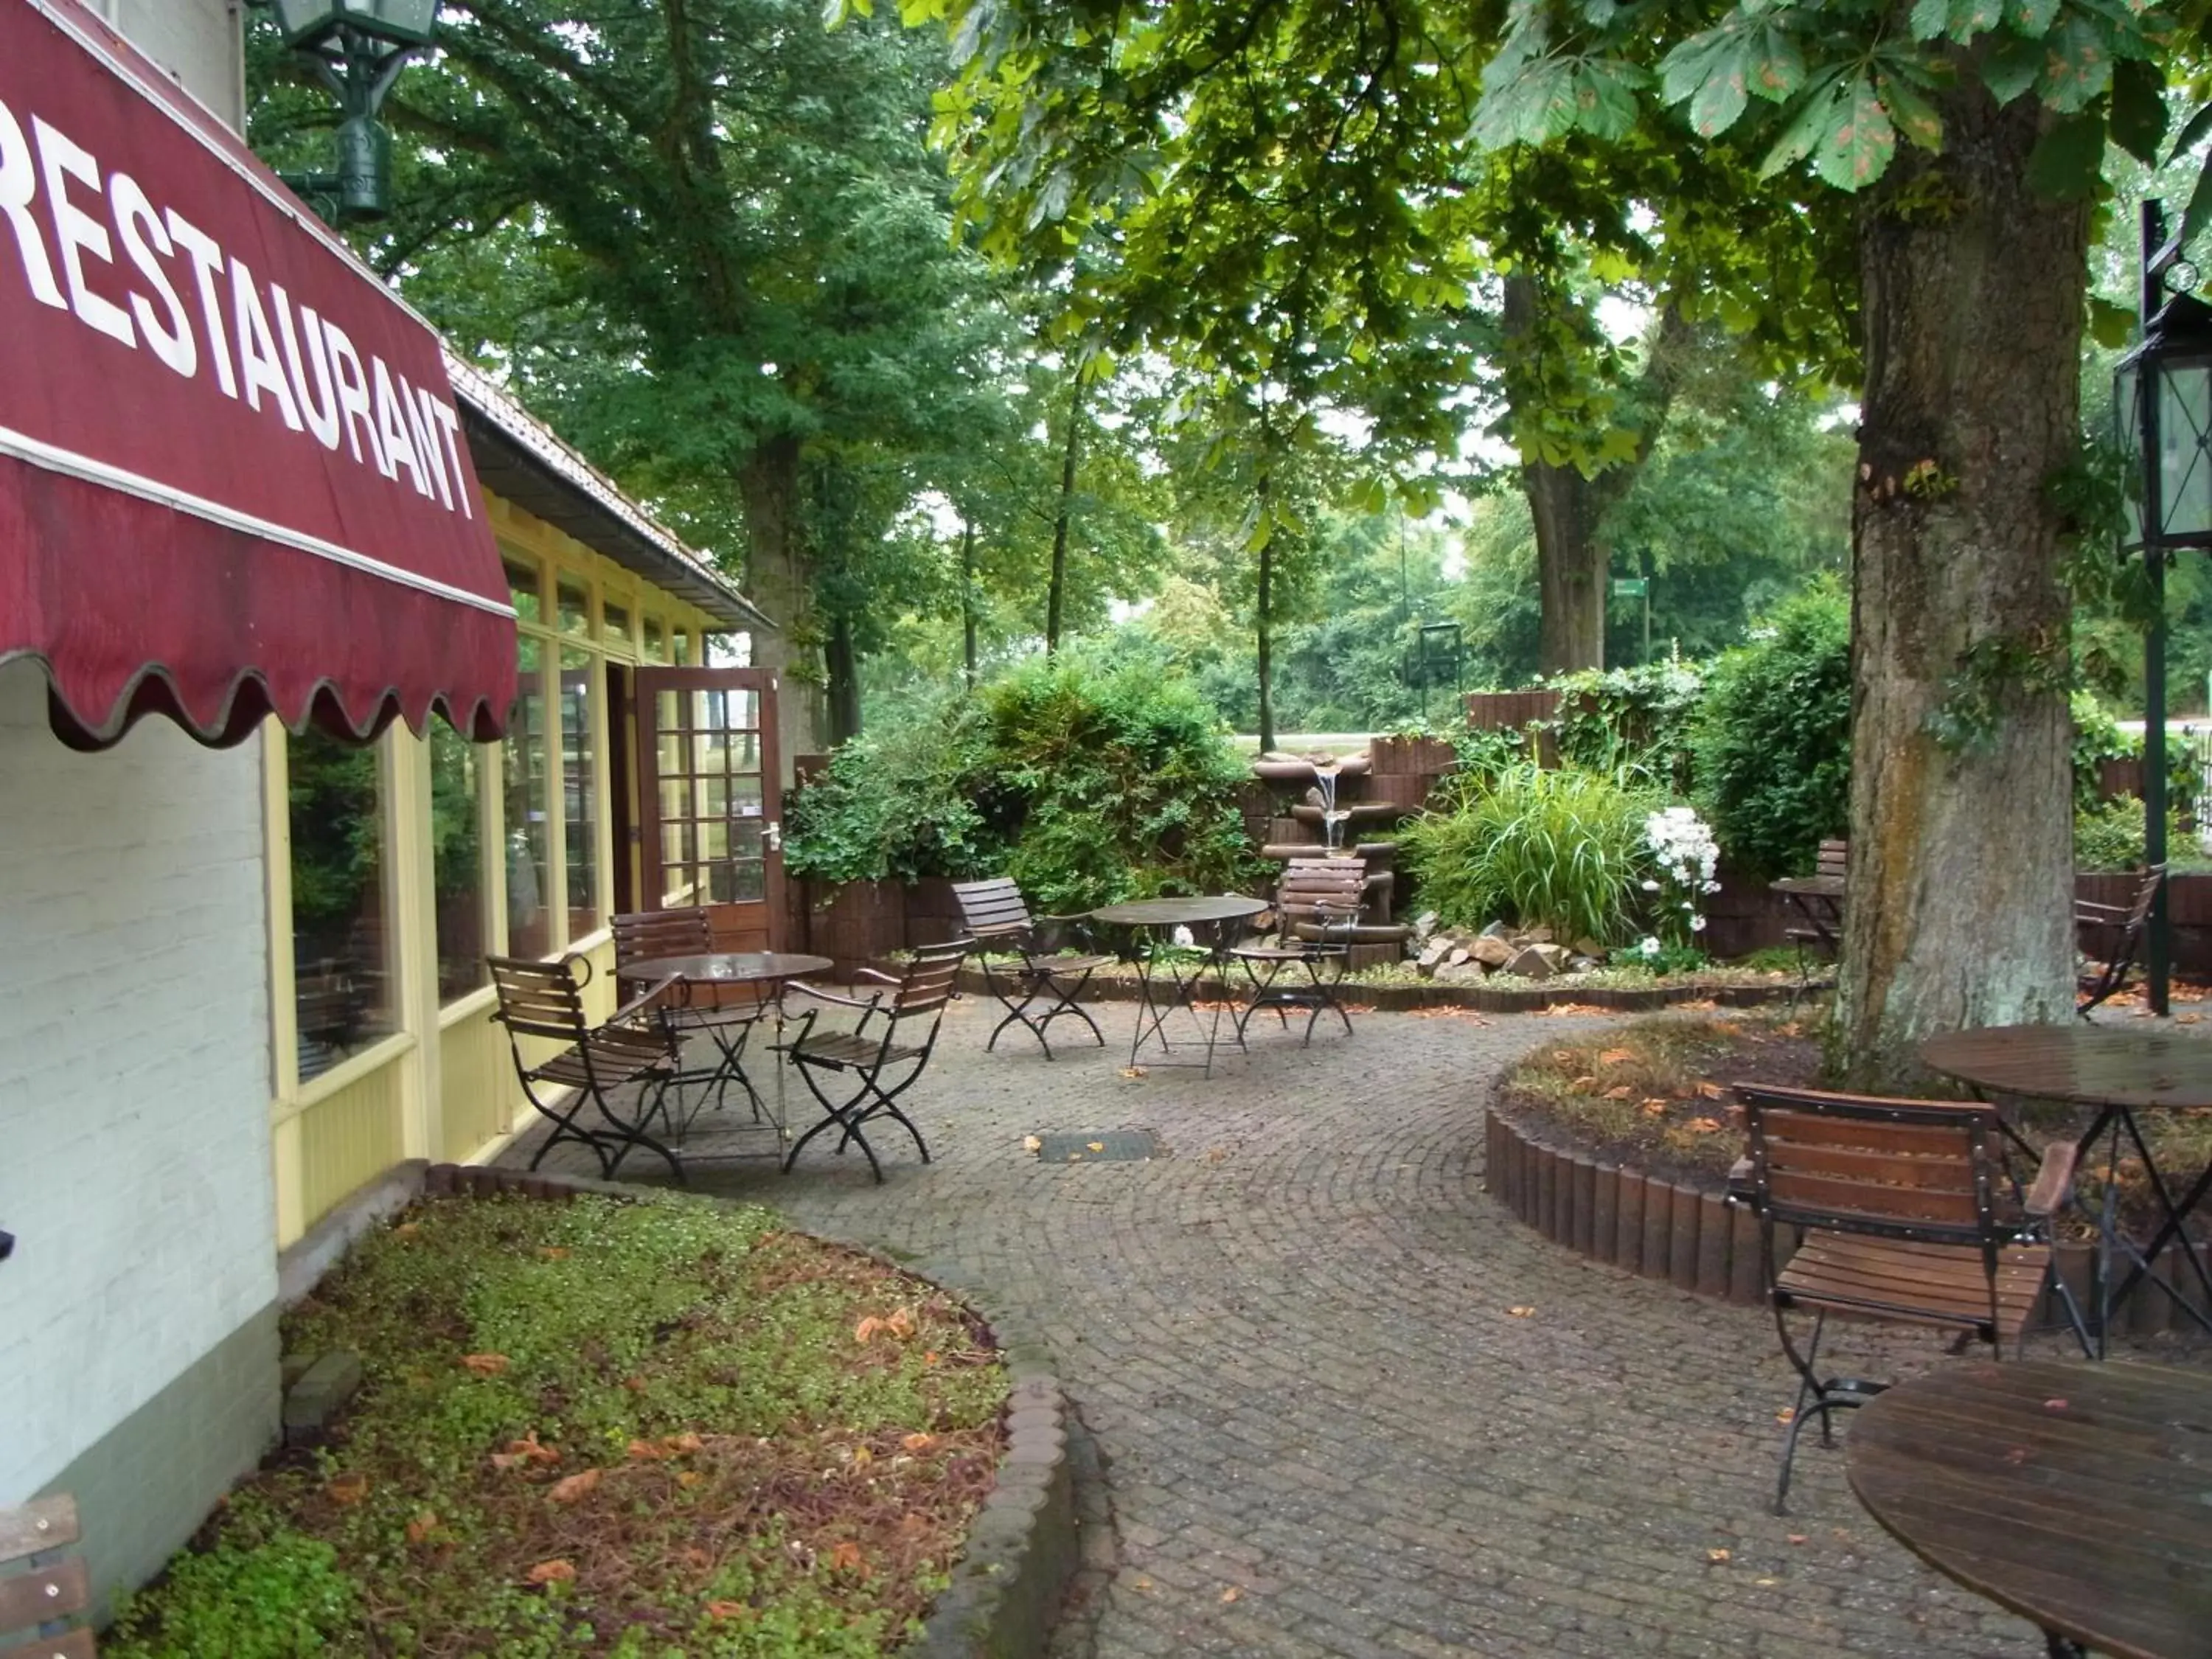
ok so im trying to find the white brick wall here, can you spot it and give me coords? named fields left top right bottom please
left=99, top=0, right=246, bottom=131
left=0, top=661, right=277, bottom=1500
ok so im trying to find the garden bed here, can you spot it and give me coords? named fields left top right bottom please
left=107, top=1191, right=1014, bottom=1658
left=1489, top=1012, right=2212, bottom=1326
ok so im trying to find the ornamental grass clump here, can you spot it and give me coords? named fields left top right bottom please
left=1402, top=762, right=1657, bottom=945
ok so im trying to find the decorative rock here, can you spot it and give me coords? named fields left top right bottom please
left=1416, top=939, right=1452, bottom=975
left=1479, top=919, right=1509, bottom=939
left=1435, top=962, right=1488, bottom=985
left=1529, top=942, right=1568, bottom=969
left=1523, top=924, right=1554, bottom=944
left=1445, top=945, right=1471, bottom=968
left=1411, top=910, right=1439, bottom=941
left=1503, top=945, right=1556, bottom=980
left=1471, top=935, right=1517, bottom=969
left=1573, top=936, right=1604, bottom=959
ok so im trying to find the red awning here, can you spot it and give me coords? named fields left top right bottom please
left=0, top=0, right=514, bottom=748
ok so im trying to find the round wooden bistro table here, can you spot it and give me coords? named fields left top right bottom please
left=1920, top=1025, right=2212, bottom=1349
left=622, top=951, right=833, bottom=1151
left=1086, top=895, right=1269, bottom=1076
left=1846, top=1358, right=2212, bottom=1659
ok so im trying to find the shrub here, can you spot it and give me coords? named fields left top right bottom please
left=782, top=686, right=1000, bottom=886
left=1691, top=582, right=1852, bottom=880
left=785, top=653, right=1259, bottom=911
left=1550, top=661, right=1706, bottom=792
left=1402, top=762, right=1659, bottom=944
left=2075, top=794, right=2194, bottom=872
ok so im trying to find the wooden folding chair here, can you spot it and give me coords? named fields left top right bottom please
left=2076, top=863, right=2166, bottom=1016
left=1228, top=858, right=1365, bottom=1045
left=1783, top=838, right=1848, bottom=1011
left=951, top=877, right=1115, bottom=1059
left=1733, top=1084, right=2085, bottom=1514
left=776, top=939, right=970, bottom=1182
left=1, top=1493, right=94, bottom=1658
left=489, top=953, right=685, bottom=1181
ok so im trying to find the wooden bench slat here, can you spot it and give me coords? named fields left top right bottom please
left=0, top=1560, right=87, bottom=1633
left=0, top=1500, right=77, bottom=1568
left=0, top=1627, right=96, bottom=1659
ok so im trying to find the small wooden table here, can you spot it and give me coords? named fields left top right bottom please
left=1846, top=1359, right=2212, bottom=1659
left=624, top=952, right=832, bottom=1149
left=1921, top=1025, right=2212, bottom=1346
left=1087, top=896, right=1269, bottom=1076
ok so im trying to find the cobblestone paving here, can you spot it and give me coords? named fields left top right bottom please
left=506, top=998, right=2209, bottom=1658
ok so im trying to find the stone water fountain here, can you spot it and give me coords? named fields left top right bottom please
left=1247, top=749, right=1414, bottom=969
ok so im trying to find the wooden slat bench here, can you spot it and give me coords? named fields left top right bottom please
left=1, top=1495, right=94, bottom=1659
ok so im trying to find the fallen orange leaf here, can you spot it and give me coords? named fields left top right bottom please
left=627, top=1439, right=665, bottom=1461
left=1598, top=1048, right=1635, bottom=1065
left=1220, top=1586, right=1242, bottom=1604
left=854, top=1316, right=888, bottom=1345
left=706, top=1600, right=749, bottom=1621
left=1685, top=1116, right=1722, bottom=1134
left=460, top=1352, right=510, bottom=1377
left=1786, top=1534, right=1808, bottom=1546
left=1775, top=1407, right=1795, bottom=1425
left=663, top=1432, right=703, bottom=1454
left=1696, top=1081, right=1726, bottom=1100
left=830, top=1541, right=865, bottom=1572
left=886, top=1307, right=917, bottom=1340
left=1568, top=1074, right=1598, bottom=1091
left=1601, top=1085, right=1633, bottom=1100
left=921, top=1350, right=941, bottom=1366
left=538, top=1246, right=570, bottom=1260
left=548, top=1469, right=602, bottom=1504
left=525, top=1559, right=575, bottom=1586
left=406, top=1511, right=439, bottom=1545
left=901, top=1433, right=936, bottom=1453
left=1507, top=1305, right=1535, bottom=1318
left=1021, top=1135, right=1043, bottom=1152
left=393, top=1222, right=420, bottom=1238
left=676, top=1470, right=703, bottom=1489
left=326, top=1472, right=369, bottom=1505
left=1707, top=1548, right=1731, bottom=1565
left=1640, top=1098, right=1669, bottom=1115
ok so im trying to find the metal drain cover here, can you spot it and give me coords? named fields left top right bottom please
left=1034, top=1130, right=1158, bottom=1163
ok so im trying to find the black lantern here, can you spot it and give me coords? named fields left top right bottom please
left=2110, top=201, right=2209, bottom=1015
left=262, top=0, right=441, bottom=220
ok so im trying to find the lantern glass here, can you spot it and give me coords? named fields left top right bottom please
left=274, top=0, right=439, bottom=48
left=2117, top=330, right=2212, bottom=554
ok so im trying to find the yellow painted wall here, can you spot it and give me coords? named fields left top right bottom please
left=267, top=486, right=731, bottom=1245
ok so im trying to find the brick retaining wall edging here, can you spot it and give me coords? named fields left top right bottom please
left=958, top=963, right=1795, bottom=1015
left=1482, top=1096, right=2190, bottom=1332
left=420, top=1163, right=1077, bottom=1658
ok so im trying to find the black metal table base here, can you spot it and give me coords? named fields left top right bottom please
left=1127, top=945, right=1242, bottom=1077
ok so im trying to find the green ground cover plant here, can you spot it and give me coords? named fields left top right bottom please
left=105, top=1194, right=1007, bottom=1659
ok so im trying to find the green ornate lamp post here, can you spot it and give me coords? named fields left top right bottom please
left=2113, top=199, right=2212, bottom=1015
left=265, top=0, right=440, bottom=220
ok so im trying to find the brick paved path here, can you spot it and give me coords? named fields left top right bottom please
left=507, top=998, right=2206, bottom=1658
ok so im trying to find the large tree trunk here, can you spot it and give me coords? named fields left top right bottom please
left=824, top=613, right=862, bottom=743
left=1046, top=378, right=1083, bottom=653
left=959, top=518, right=978, bottom=689
left=1837, top=81, right=2084, bottom=1088
left=737, top=436, right=826, bottom=785
left=1526, top=459, right=1606, bottom=675
left=1256, top=533, right=1276, bottom=751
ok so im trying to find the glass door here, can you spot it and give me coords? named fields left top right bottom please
left=635, top=669, right=784, bottom=952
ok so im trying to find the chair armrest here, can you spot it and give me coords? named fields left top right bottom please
left=2073, top=900, right=2131, bottom=924
left=783, top=979, right=885, bottom=1011
left=855, top=966, right=902, bottom=987
left=2025, top=1139, right=2079, bottom=1218
left=611, top=975, right=684, bottom=1026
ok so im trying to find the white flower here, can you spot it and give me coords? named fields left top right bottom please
left=1689, top=914, right=1707, bottom=933
left=1641, top=880, right=1660, bottom=891
left=1639, top=937, right=1660, bottom=958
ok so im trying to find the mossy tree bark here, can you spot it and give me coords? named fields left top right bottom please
left=1837, top=80, right=2083, bottom=1088
left=737, top=436, right=826, bottom=787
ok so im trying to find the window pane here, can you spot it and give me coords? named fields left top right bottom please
left=602, top=601, right=631, bottom=644
left=504, top=557, right=541, bottom=626
left=672, top=630, right=691, bottom=665
left=560, top=645, right=599, bottom=938
left=431, top=724, right=489, bottom=1002
left=642, top=618, right=665, bottom=662
left=504, top=636, right=552, bottom=959
left=289, top=730, right=394, bottom=1082
left=557, top=580, right=591, bottom=639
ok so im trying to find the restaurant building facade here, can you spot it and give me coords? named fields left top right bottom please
left=0, top=0, right=781, bottom=1610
